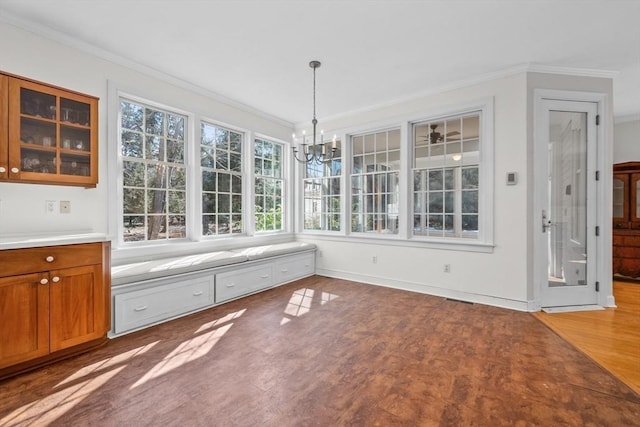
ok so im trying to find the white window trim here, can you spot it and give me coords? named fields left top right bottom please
left=295, top=96, right=495, bottom=253
left=107, top=81, right=295, bottom=262
left=253, top=135, right=288, bottom=234
left=199, top=118, right=248, bottom=239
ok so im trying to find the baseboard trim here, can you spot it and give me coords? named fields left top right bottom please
left=316, top=268, right=533, bottom=312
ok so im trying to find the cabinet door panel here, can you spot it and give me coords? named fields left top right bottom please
left=50, top=264, right=106, bottom=351
left=631, top=173, right=640, bottom=225
left=0, top=273, right=49, bottom=369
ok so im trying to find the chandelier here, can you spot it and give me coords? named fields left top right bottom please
left=292, top=60, right=337, bottom=164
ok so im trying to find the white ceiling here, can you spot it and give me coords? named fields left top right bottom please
left=1, top=0, right=639, bottom=125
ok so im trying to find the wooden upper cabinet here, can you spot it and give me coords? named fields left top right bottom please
left=1, top=71, right=98, bottom=187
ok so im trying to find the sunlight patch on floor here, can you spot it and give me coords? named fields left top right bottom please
left=281, top=288, right=339, bottom=325
left=195, top=308, right=246, bottom=334
left=55, top=341, right=159, bottom=388
left=0, top=366, right=125, bottom=427
left=130, top=323, right=232, bottom=389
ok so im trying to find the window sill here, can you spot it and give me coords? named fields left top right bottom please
left=296, top=232, right=494, bottom=253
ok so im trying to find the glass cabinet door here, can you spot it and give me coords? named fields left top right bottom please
left=612, top=173, right=628, bottom=226
left=632, top=173, right=640, bottom=228
left=7, top=77, right=97, bottom=186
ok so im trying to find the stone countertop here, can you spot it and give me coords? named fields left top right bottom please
left=0, top=232, right=110, bottom=250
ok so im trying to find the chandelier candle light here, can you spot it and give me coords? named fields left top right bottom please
left=292, top=60, right=337, bottom=164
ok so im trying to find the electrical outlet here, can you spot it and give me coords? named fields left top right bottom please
left=444, top=264, right=451, bottom=273
left=372, top=255, right=378, bottom=264
left=60, top=200, right=71, bottom=214
left=45, top=200, right=57, bottom=214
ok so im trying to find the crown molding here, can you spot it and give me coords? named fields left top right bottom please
left=296, top=63, right=618, bottom=129
left=525, top=63, right=619, bottom=79
left=0, top=12, right=294, bottom=129
left=614, top=113, right=640, bottom=124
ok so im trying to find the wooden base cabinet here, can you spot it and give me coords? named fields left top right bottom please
left=0, top=242, right=110, bottom=379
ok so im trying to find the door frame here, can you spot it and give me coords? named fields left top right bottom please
left=532, top=89, right=614, bottom=310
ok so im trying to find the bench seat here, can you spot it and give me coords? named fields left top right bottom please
left=111, top=241, right=316, bottom=286
left=231, top=241, right=317, bottom=261
left=111, top=250, right=247, bottom=286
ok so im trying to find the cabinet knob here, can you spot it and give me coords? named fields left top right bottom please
left=46, top=256, right=55, bottom=262
left=52, top=276, right=60, bottom=283
left=40, top=278, right=49, bottom=285
left=10, top=167, right=19, bottom=174
left=0, top=166, right=5, bottom=173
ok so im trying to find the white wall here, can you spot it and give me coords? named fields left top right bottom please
left=298, top=73, right=532, bottom=310
left=614, top=118, right=640, bottom=163
left=0, top=22, right=292, bottom=239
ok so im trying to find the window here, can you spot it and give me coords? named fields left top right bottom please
left=303, top=141, right=342, bottom=231
left=201, top=122, right=243, bottom=236
left=255, top=138, right=284, bottom=232
left=120, top=99, right=187, bottom=242
left=412, top=113, right=480, bottom=238
left=351, top=129, right=400, bottom=234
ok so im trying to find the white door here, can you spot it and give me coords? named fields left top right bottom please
left=536, top=99, right=598, bottom=307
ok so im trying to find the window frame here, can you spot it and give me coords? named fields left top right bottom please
left=411, top=112, right=481, bottom=240
left=296, top=97, right=494, bottom=252
left=108, top=83, right=295, bottom=260
left=200, top=120, right=245, bottom=238
left=254, top=137, right=287, bottom=234
left=349, top=128, right=401, bottom=235
left=116, top=94, right=192, bottom=246
left=302, top=139, right=343, bottom=232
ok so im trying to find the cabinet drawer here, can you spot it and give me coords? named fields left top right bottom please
left=216, top=265, right=273, bottom=303
left=0, top=243, right=102, bottom=278
left=114, top=276, right=214, bottom=334
left=275, top=252, right=315, bottom=282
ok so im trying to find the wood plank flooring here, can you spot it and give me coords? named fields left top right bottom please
left=534, top=280, right=640, bottom=395
left=1, top=276, right=639, bottom=426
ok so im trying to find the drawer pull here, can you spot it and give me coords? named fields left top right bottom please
left=40, top=278, right=49, bottom=285
left=226, top=283, right=235, bottom=288
left=260, top=274, right=270, bottom=279
left=46, top=256, right=55, bottom=263
left=192, top=290, right=204, bottom=296
left=280, top=268, right=289, bottom=273
left=134, top=306, right=148, bottom=312
left=10, top=167, right=19, bottom=174
left=52, top=276, right=60, bottom=283
left=0, top=166, right=5, bottom=173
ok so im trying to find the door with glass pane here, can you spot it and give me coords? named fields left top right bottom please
left=538, top=100, right=598, bottom=307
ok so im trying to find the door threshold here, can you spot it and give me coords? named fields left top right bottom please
left=542, top=305, right=604, bottom=314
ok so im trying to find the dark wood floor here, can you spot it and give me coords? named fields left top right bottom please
left=1, top=275, right=639, bottom=426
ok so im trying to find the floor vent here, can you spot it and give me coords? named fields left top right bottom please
left=445, top=298, right=473, bottom=305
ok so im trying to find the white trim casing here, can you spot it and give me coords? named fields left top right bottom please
left=296, top=96, right=495, bottom=253
left=532, top=89, right=613, bottom=309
